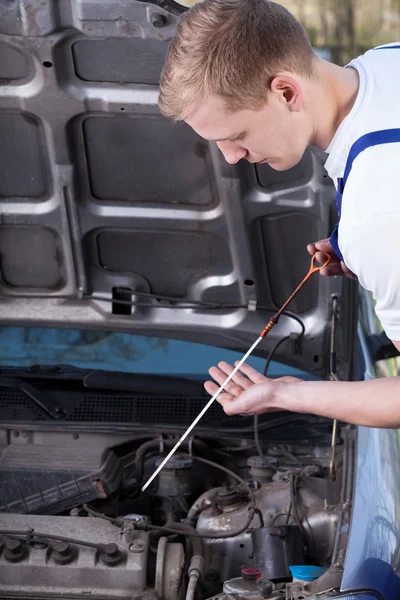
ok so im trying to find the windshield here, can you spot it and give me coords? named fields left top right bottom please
left=0, top=326, right=315, bottom=379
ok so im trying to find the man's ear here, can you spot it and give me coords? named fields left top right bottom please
left=270, top=75, right=303, bottom=112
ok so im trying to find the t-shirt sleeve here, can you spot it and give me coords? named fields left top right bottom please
left=343, top=212, right=400, bottom=341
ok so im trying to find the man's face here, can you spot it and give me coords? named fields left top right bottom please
left=185, top=91, right=311, bottom=171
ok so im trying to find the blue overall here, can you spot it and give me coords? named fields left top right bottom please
left=329, top=45, right=400, bottom=264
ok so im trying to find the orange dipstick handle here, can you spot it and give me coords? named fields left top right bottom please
left=260, top=251, right=331, bottom=338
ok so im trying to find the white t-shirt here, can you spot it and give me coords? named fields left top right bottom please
left=325, top=43, right=400, bottom=341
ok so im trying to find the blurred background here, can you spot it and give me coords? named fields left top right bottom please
left=178, top=0, right=400, bottom=65
left=284, top=0, right=400, bottom=64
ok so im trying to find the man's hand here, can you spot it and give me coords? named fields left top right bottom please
left=204, top=359, right=400, bottom=428
left=204, top=360, right=301, bottom=416
left=307, top=238, right=357, bottom=279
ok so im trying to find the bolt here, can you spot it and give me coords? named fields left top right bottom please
left=130, top=541, right=145, bottom=553
left=73, top=433, right=79, bottom=440
left=53, top=541, right=70, bottom=555
left=333, top=562, right=342, bottom=569
left=7, top=539, right=22, bottom=552
left=104, top=543, right=119, bottom=556
left=12, top=431, right=19, bottom=438
left=151, top=13, right=167, bottom=28
left=101, top=543, right=123, bottom=566
left=4, top=538, right=25, bottom=562
left=52, top=540, right=75, bottom=565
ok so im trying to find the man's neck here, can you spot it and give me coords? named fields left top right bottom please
left=310, top=59, right=360, bottom=150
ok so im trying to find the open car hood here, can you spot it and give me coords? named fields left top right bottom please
left=0, top=0, right=358, bottom=380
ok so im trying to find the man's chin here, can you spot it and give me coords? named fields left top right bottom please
left=265, top=158, right=286, bottom=171
left=254, top=155, right=301, bottom=171
left=268, top=157, right=302, bottom=172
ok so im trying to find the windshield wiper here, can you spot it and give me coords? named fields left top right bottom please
left=0, top=366, right=206, bottom=397
left=0, top=377, right=65, bottom=419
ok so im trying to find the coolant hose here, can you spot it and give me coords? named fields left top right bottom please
left=134, top=437, right=210, bottom=484
left=150, top=522, right=204, bottom=559
left=185, top=555, right=204, bottom=600
left=165, top=522, right=204, bottom=558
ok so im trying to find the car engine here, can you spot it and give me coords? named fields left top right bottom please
left=0, top=424, right=353, bottom=600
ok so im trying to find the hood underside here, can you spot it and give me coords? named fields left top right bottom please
left=0, top=0, right=358, bottom=379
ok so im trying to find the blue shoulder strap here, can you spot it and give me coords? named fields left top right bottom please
left=329, top=129, right=400, bottom=263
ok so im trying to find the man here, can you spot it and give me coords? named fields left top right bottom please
left=158, top=0, right=400, bottom=427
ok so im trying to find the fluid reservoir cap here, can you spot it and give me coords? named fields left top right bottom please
left=241, top=567, right=262, bottom=580
left=155, top=454, right=193, bottom=470
left=289, top=565, right=327, bottom=581
left=216, top=486, right=249, bottom=507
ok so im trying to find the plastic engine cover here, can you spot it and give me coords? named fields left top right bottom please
left=0, top=443, right=121, bottom=514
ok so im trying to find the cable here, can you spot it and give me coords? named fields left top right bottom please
left=0, top=530, right=100, bottom=550
left=289, top=473, right=303, bottom=533
left=83, top=504, right=118, bottom=524
left=83, top=292, right=305, bottom=333
left=254, top=335, right=292, bottom=461
left=262, top=335, right=293, bottom=378
left=271, top=512, right=290, bottom=525
left=280, top=448, right=301, bottom=465
left=113, top=290, right=220, bottom=307
left=289, top=473, right=317, bottom=556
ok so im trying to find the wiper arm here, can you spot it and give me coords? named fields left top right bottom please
left=0, top=365, right=206, bottom=397
left=0, top=377, right=65, bottom=419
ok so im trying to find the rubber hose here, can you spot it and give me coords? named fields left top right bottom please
left=134, top=437, right=211, bottom=484
left=186, top=574, right=199, bottom=600
left=165, top=522, right=204, bottom=558
left=150, top=521, right=204, bottom=559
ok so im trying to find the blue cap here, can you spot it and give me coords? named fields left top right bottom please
left=288, top=565, right=327, bottom=581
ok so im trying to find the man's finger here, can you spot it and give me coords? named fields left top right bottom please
left=217, top=361, right=253, bottom=390
left=313, top=238, right=333, bottom=251
left=208, top=366, right=244, bottom=396
left=320, top=264, right=346, bottom=277
left=233, top=361, right=267, bottom=383
left=204, top=380, right=234, bottom=402
left=315, top=250, right=340, bottom=264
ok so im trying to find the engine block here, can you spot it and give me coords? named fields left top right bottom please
left=0, top=513, right=155, bottom=600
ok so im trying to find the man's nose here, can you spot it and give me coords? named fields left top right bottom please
left=216, top=141, right=247, bottom=164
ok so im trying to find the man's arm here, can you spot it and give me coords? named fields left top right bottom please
left=279, top=373, right=400, bottom=428
left=205, top=359, right=400, bottom=428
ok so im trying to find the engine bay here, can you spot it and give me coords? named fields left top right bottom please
left=0, top=420, right=354, bottom=600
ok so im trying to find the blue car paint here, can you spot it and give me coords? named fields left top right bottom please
left=339, top=321, right=400, bottom=598
left=341, top=427, right=400, bottom=598
left=0, top=326, right=315, bottom=379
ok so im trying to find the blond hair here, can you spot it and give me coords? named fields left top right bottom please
left=159, top=0, right=316, bottom=122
